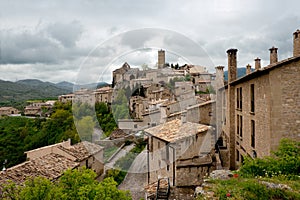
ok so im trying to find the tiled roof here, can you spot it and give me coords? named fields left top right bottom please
left=58, top=141, right=103, bottom=162
left=0, top=153, right=78, bottom=185
left=0, top=107, right=15, bottom=111
left=145, top=119, right=209, bottom=143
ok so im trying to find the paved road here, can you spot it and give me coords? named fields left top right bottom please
left=105, top=143, right=135, bottom=170
left=118, top=150, right=148, bottom=200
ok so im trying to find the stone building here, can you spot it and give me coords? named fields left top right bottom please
left=145, top=119, right=216, bottom=187
left=0, top=107, right=19, bottom=116
left=218, top=30, right=300, bottom=169
left=24, top=101, right=55, bottom=116
left=58, top=87, right=113, bottom=105
left=0, top=140, right=104, bottom=187
left=158, top=49, right=165, bottom=69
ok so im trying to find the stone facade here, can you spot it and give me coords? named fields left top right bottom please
left=219, top=30, right=300, bottom=169
left=0, top=107, right=19, bottom=116
left=145, top=119, right=215, bottom=186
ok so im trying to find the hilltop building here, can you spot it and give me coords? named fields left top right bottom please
left=0, top=107, right=19, bottom=116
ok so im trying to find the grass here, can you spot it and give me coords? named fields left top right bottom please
left=197, top=175, right=300, bottom=200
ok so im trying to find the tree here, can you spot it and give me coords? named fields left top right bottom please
left=76, top=116, right=95, bottom=142
left=112, top=89, right=130, bottom=120
left=1, top=168, right=132, bottom=200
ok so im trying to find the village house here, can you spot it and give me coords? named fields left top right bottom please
left=0, top=107, right=20, bottom=116
left=58, top=87, right=113, bottom=105
left=217, top=29, right=300, bottom=169
left=145, top=119, right=217, bottom=187
left=0, top=140, right=104, bottom=187
left=24, top=101, right=56, bottom=116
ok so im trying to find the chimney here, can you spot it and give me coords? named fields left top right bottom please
left=254, top=57, right=261, bottom=70
left=158, top=49, right=165, bottom=69
left=269, top=46, right=278, bottom=64
left=293, top=29, right=300, bottom=57
left=215, top=66, right=224, bottom=89
left=227, top=49, right=238, bottom=83
left=246, top=64, right=251, bottom=75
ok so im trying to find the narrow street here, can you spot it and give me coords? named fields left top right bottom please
left=118, top=150, right=148, bottom=200
left=105, top=143, right=136, bottom=170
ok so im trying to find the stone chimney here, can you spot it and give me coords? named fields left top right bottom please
left=293, top=29, right=300, bottom=57
left=158, top=49, right=165, bottom=69
left=254, top=57, right=261, bottom=70
left=269, top=46, right=278, bottom=64
left=227, top=49, right=238, bottom=83
left=246, top=64, right=251, bottom=75
left=215, top=66, right=224, bottom=89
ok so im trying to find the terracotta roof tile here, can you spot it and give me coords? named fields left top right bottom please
left=0, top=153, right=78, bottom=185
left=145, top=119, right=209, bottom=143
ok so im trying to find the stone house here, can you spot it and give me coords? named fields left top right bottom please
left=94, top=86, right=113, bottom=104
left=24, top=101, right=54, bottom=116
left=24, top=140, right=104, bottom=177
left=0, top=107, right=19, bottom=116
left=0, top=140, right=104, bottom=188
left=217, top=30, right=300, bottom=169
left=145, top=119, right=216, bottom=187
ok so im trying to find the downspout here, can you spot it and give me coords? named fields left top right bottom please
left=169, top=144, right=176, bottom=186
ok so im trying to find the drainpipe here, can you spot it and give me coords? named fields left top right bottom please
left=169, top=144, right=176, bottom=186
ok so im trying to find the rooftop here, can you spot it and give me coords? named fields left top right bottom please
left=58, top=141, right=103, bottom=162
left=0, top=107, right=16, bottom=111
left=0, top=153, right=78, bottom=185
left=145, top=119, right=209, bottom=143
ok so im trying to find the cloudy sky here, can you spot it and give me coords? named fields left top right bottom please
left=1, top=0, right=299, bottom=84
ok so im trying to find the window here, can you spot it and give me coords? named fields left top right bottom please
left=251, top=120, right=255, bottom=148
left=236, top=87, right=243, bottom=110
left=236, top=150, right=240, bottom=161
left=237, top=115, right=239, bottom=135
left=250, top=84, right=255, bottom=113
left=237, top=115, right=243, bottom=137
left=240, top=115, right=243, bottom=137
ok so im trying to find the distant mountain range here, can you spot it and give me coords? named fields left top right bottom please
left=0, top=79, right=109, bottom=105
left=224, top=67, right=254, bottom=81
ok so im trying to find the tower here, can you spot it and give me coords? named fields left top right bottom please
left=158, top=49, right=165, bottom=69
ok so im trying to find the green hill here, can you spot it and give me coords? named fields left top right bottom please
left=224, top=67, right=254, bottom=81
left=0, top=79, right=72, bottom=107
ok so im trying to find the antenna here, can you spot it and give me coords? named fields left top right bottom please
left=2, top=159, right=7, bottom=171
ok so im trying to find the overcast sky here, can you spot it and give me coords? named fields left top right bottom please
left=0, top=0, right=299, bottom=84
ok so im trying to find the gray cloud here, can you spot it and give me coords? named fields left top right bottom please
left=0, top=0, right=300, bottom=83
left=0, top=21, right=86, bottom=65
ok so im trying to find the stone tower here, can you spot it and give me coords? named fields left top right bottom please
left=269, top=46, right=278, bottom=64
left=227, top=49, right=238, bottom=83
left=158, top=49, right=165, bottom=69
left=293, top=29, right=300, bottom=57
